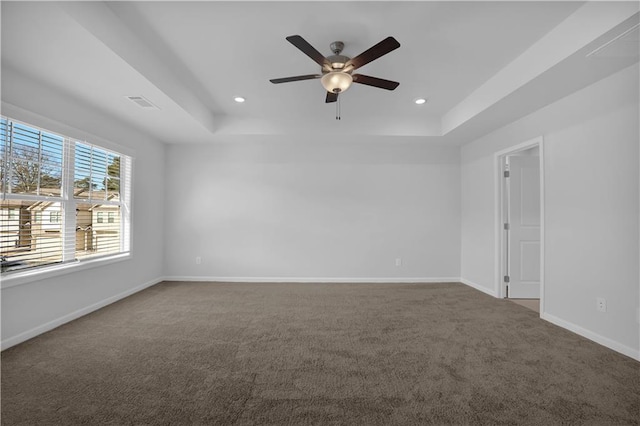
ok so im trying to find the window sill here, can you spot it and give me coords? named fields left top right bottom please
left=0, top=252, right=131, bottom=289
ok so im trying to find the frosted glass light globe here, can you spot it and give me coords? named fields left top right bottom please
left=321, top=72, right=353, bottom=93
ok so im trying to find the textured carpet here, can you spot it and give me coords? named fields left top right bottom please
left=2, top=281, right=639, bottom=425
left=509, top=299, right=540, bottom=313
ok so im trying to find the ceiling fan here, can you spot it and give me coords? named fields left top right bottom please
left=270, top=35, right=401, bottom=104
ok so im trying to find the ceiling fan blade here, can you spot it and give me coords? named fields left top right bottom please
left=270, top=74, right=322, bottom=84
left=346, top=37, right=400, bottom=71
left=325, top=92, right=338, bottom=103
left=286, top=35, right=330, bottom=68
left=352, top=74, right=400, bottom=90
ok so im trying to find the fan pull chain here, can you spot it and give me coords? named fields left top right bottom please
left=336, top=96, right=341, bottom=120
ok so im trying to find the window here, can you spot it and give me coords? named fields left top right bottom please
left=49, top=211, right=61, bottom=223
left=1, top=117, right=131, bottom=274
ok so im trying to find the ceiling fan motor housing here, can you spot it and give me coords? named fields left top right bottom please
left=326, top=41, right=351, bottom=72
left=325, top=55, right=351, bottom=73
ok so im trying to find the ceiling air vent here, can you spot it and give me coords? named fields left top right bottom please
left=125, top=95, right=159, bottom=109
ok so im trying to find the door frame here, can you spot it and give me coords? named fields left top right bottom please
left=493, top=137, right=545, bottom=312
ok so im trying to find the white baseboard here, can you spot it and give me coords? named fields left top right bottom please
left=1, top=276, right=164, bottom=351
left=163, top=276, right=461, bottom=284
left=460, top=278, right=498, bottom=297
left=541, top=312, right=640, bottom=361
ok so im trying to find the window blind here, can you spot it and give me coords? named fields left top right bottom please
left=1, top=117, right=131, bottom=274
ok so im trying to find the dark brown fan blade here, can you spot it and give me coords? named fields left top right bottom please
left=286, top=35, right=330, bottom=68
left=352, top=74, right=400, bottom=90
left=346, top=37, right=400, bottom=71
left=270, top=74, right=322, bottom=84
left=325, top=92, right=338, bottom=103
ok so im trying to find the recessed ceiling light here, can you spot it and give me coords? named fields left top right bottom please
left=414, top=98, right=426, bottom=105
left=234, top=96, right=246, bottom=103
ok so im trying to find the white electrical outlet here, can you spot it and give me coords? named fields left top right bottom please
left=596, top=297, right=607, bottom=313
left=395, top=258, right=402, bottom=267
left=195, top=256, right=202, bottom=265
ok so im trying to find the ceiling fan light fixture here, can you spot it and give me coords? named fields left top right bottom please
left=321, top=72, right=353, bottom=93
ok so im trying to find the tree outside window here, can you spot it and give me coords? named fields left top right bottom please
left=2, top=122, right=63, bottom=196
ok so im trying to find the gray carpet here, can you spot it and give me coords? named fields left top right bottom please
left=2, top=281, right=639, bottom=425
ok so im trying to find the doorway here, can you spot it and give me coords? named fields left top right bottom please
left=495, top=138, right=544, bottom=312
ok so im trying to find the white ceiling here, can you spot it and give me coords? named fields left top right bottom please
left=1, top=1, right=638, bottom=145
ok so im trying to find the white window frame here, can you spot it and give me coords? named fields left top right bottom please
left=1, top=114, right=133, bottom=288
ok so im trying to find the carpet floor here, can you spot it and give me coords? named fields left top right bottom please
left=509, top=299, right=540, bottom=314
left=2, top=281, right=639, bottom=425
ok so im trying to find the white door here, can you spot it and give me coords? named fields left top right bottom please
left=507, top=155, right=541, bottom=298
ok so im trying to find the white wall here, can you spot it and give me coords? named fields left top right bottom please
left=461, top=63, right=640, bottom=358
left=1, top=71, right=166, bottom=348
left=164, top=138, right=461, bottom=281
